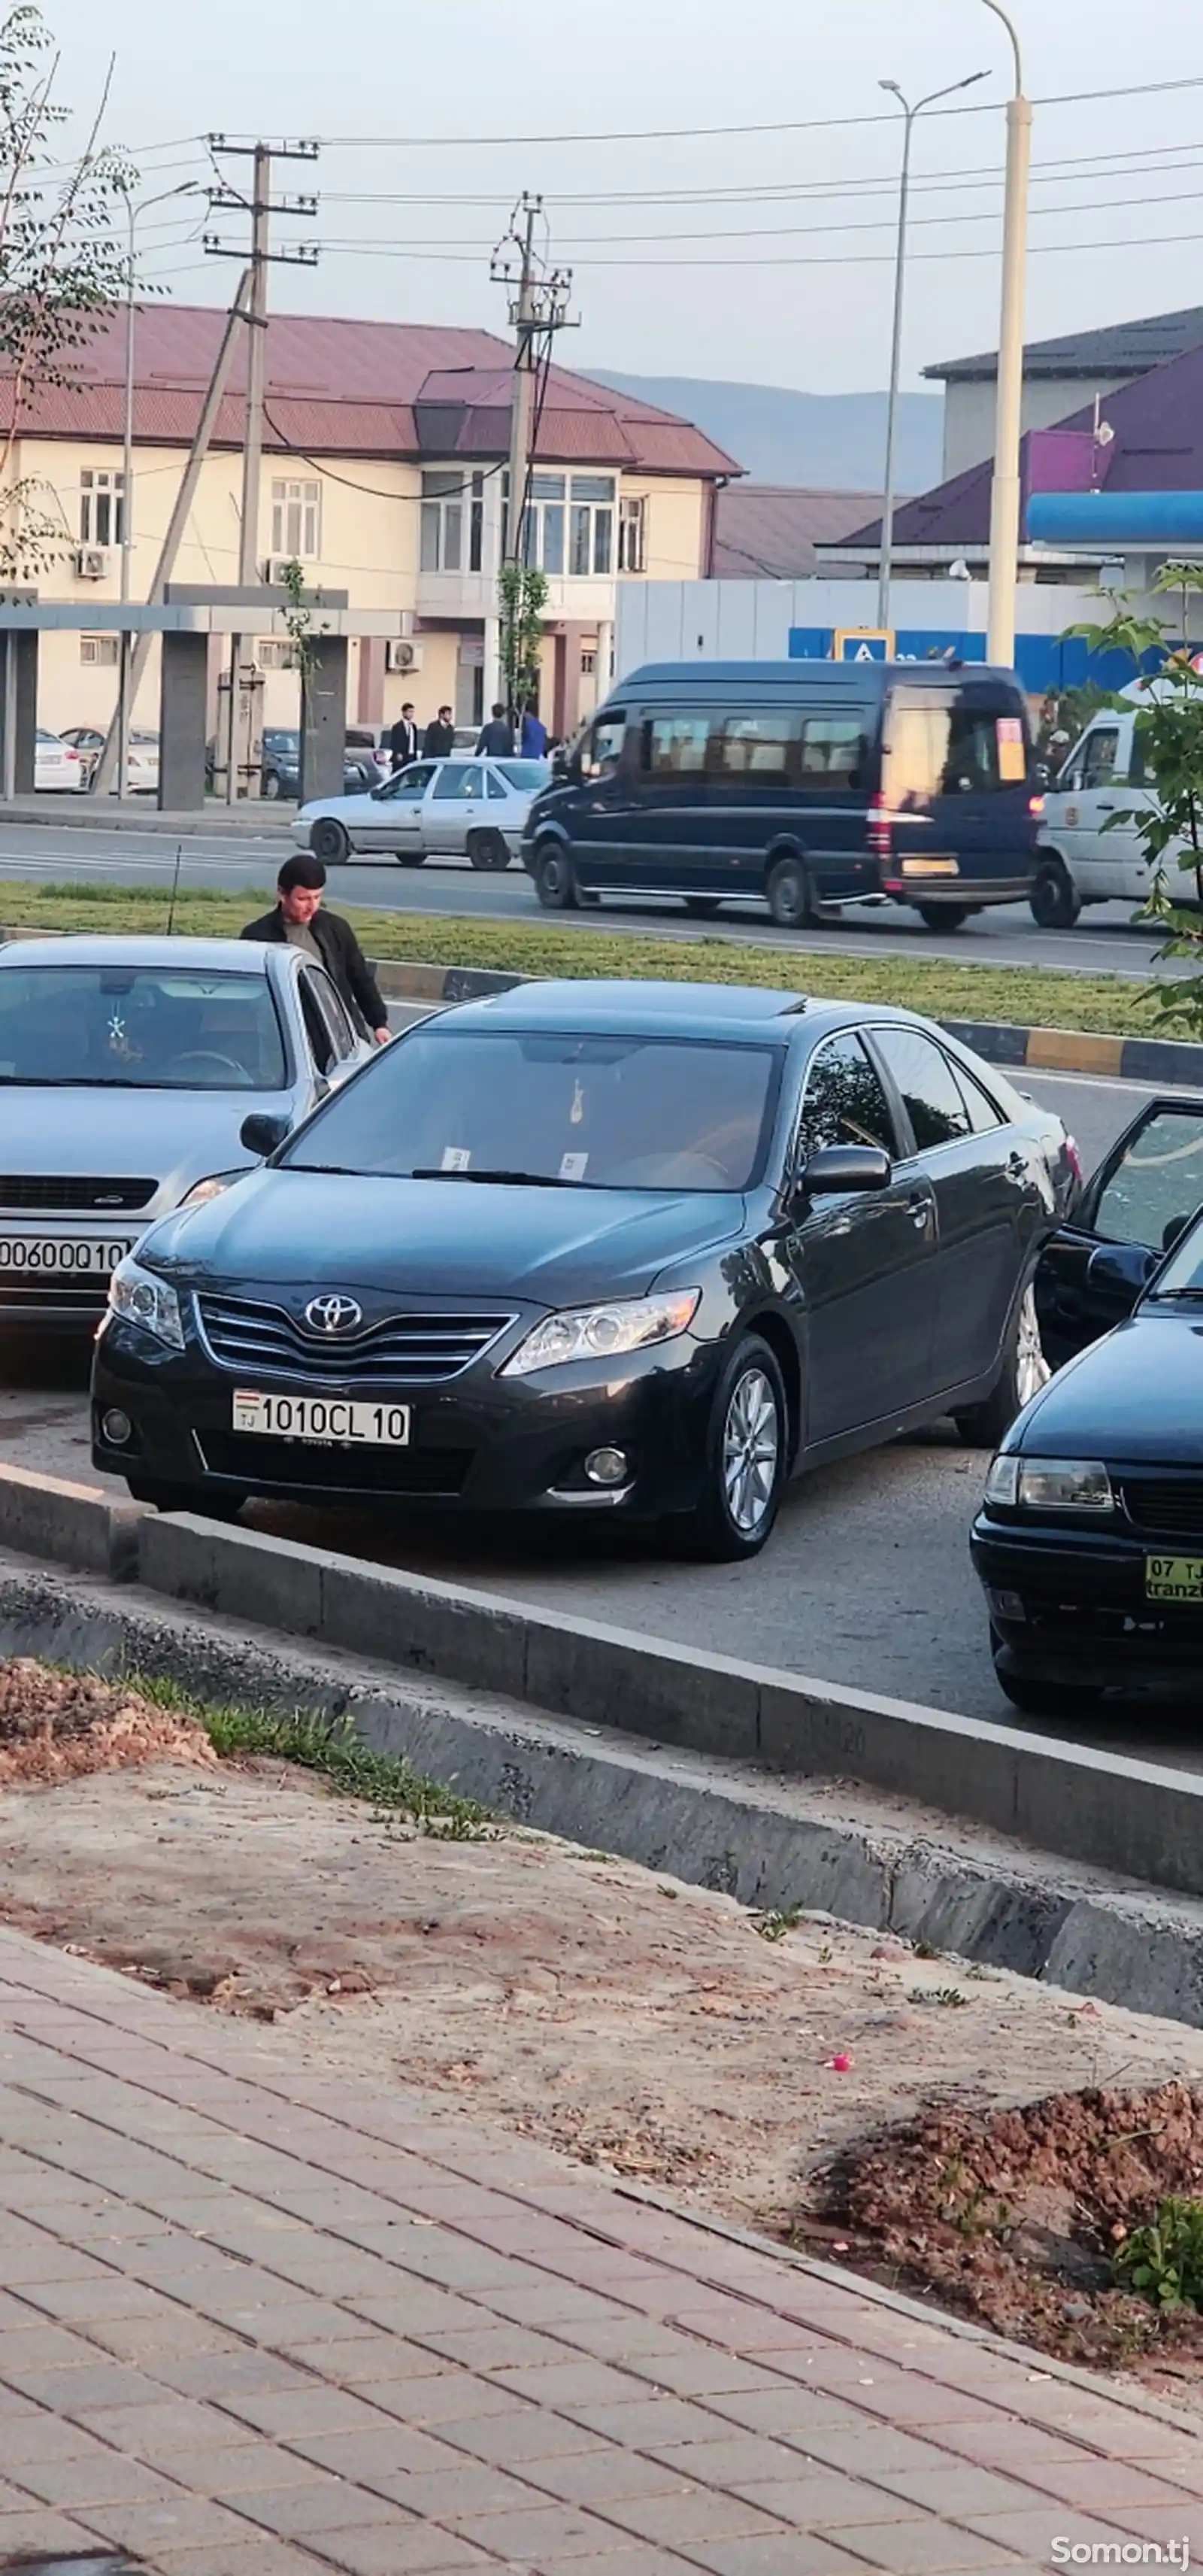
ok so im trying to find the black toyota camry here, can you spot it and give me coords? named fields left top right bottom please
left=92, top=979, right=1073, bottom=1560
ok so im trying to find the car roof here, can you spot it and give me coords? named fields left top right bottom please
left=0, top=934, right=277, bottom=973
left=435, top=979, right=979, bottom=1050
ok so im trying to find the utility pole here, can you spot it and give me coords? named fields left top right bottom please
left=205, top=136, right=318, bottom=800
left=491, top=196, right=573, bottom=733
left=978, top=1, right=1032, bottom=669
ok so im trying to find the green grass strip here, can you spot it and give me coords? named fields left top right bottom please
left=0, top=875, right=1159, bottom=1039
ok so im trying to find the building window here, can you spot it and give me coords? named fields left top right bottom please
left=257, top=638, right=298, bottom=669
left=420, top=470, right=483, bottom=575
left=79, top=469, right=124, bottom=547
left=580, top=648, right=596, bottom=676
left=570, top=474, right=615, bottom=576
left=618, top=495, right=646, bottom=573
left=503, top=472, right=614, bottom=576
left=270, top=477, right=321, bottom=560
left=80, top=633, right=119, bottom=666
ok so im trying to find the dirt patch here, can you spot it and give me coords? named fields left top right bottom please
left=7, top=1719, right=1203, bottom=2405
left=0, top=1660, right=217, bottom=1787
left=791, top=2081, right=1203, bottom=2378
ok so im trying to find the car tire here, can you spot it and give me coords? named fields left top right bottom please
left=395, top=849, right=426, bottom=867
left=126, top=1477, right=247, bottom=1523
left=765, top=854, right=817, bottom=931
left=467, top=828, right=511, bottom=872
left=262, top=769, right=282, bottom=802
left=311, top=818, right=350, bottom=865
left=680, top=1335, right=788, bottom=1562
left=684, top=897, right=720, bottom=918
left=989, top=1635, right=1103, bottom=1719
left=954, top=1282, right=1050, bottom=1448
left=535, top=842, right=578, bottom=909
left=1029, top=857, right=1080, bottom=930
left=917, top=904, right=970, bottom=932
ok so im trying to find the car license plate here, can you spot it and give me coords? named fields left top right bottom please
left=232, top=1390, right=411, bottom=1446
left=0, top=1235, right=135, bottom=1274
left=1145, top=1553, right=1203, bottom=1604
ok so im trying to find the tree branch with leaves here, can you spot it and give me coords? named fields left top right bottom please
left=498, top=561, right=547, bottom=730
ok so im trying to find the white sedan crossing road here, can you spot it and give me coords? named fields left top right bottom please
left=291, top=756, right=550, bottom=871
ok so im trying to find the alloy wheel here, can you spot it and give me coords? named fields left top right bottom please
left=722, top=1365, right=780, bottom=1535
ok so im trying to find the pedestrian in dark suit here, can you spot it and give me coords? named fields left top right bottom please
left=389, top=703, right=418, bottom=769
left=241, top=854, right=389, bottom=1045
left=423, top=705, right=456, bottom=758
left=477, top=702, right=515, bottom=756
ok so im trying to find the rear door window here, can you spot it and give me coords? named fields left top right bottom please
left=871, top=1026, right=973, bottom=1151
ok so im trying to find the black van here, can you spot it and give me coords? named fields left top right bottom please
left=520, top=659, right=1043, bottom=931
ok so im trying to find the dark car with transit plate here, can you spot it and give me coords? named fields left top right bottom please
left=92, top=979, right=1074, bottom=1558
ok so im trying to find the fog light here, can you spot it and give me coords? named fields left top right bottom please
left=585, top=1446, right=629, bottom=1487
left=101, top=1408, right=132, bottom=1447
left=989, top=1588, right=1026, bottom=1623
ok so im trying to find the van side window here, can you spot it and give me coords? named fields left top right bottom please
left=711, top=712, right=793, bottom=786
left=582, top=712, right=626, bottom=780
left=641, top=715, right=709, bottom=775
left=799, top=716, right=864, bottom=787
left=1081, top=726, right=1122, bottom=787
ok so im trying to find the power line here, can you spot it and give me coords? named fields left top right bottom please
left=292, top=221, right=1203, bottom=271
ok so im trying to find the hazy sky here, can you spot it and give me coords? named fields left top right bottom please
left=44, top=0, right=1203, bottom=393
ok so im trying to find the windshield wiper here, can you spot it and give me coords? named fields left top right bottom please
left=0, top=1075, right=146, bottom=1088
left=410, top=1166, right=579, bottom=1188
left=1147, top=1285, right=1203, bottom=1302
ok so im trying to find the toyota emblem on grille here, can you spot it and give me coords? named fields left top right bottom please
left=304, top=1292, right=363, bottom=1335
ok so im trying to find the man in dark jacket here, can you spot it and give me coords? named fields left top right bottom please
left=422, top=705, right=456, bottom=758
left=241, top=854, right=389, bottom=1045
left=389, top=702, right=418, bottom=769
left=477, top=702, right=514, bottom=756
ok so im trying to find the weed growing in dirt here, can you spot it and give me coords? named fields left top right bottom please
left=753, top=1905, right=805, bottom=1943
left=1114, top=2197, right=1203, bottom=2310
left=127, top=1673, right=492, bottom=1838
left=908, top=1986, right=968, bottom=2007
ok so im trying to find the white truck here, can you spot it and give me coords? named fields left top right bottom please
left=1034, top=699, right=1202, bottom=928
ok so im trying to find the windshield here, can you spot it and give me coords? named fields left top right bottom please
left=495, top=760, right=550, bottom=790
left=0, top=966, right=287, bottom=1090
left=285, top=1029, right=780, bottom=1191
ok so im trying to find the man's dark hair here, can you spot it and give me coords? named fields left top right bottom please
left=491, top=701, right=505, bottom=718
left=277, top=852, right=326, bottom=894
left=402, top=699, right=414, bottom=715
left=439, top=704, right=452, bottom=718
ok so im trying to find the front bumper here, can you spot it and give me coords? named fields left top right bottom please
left=971, top=1509, right=1203, bottom=1692
left=92, top=1312, right=724, bottom=1519
left=0, top=1221, right=147, bottom=1327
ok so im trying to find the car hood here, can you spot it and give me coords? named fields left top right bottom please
left=0, top=1086, right=295, bottom=1204
left=297, top=792, right=377, bottom=821
left=1015, top=1312, right=1203, bottom=1464
left=144, top=1170, right=747, bottom=1305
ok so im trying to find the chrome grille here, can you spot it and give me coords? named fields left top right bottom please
left=0, top=1176, right=155, bottom=1212
left=195, top=1292, right=514, bottom=1385
left=1120, top=1476, right=1203, bottom=1546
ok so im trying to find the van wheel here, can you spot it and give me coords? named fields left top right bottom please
left=917, top=903, right=969, bottom=931
left=535, top=842, right=577, bottom=909
left=1029, top=857, right=1080, bottom=930
left=311, top=818, right=350, bottom=865
left=765, top=854, right=817, bottom=930
left=467, top=828, right=511, bottom=872
left=683, top=897, right=720, bottom=918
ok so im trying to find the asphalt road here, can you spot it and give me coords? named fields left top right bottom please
left=2, top=1062, right=1198, bottom=1774
left=0, top=811, right=1171, bottom=981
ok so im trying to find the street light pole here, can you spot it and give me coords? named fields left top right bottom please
left=877, top=69, right=987, bottom=633
left=980, top=0, right=1032, bottom=668
left=114, top=182, right=195, bottom=801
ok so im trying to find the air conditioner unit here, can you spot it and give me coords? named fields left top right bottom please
left=386, top=638, right=423, bottom=673
left=74, top=546, right=109, bottom=581
left=265, top=555, right=304, bottom=585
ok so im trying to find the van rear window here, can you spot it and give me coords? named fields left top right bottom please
left=884, top=696, right=1029, bottom=803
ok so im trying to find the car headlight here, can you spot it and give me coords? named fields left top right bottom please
left=180, top=1173, right=241, bottom=1207
left=108, top=1258, right=184, bottom=1351
left=502, top=1288, right=701, bottom=1379
left=986, top=1453, right=1113, bottom=1513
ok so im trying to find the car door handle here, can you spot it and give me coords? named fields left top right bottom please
left=1008, top=1151, right=1027, bottom=1178
left=905, top=1192, right=932, bottom=1231
left=1097, top=800, right=1115, bottom=812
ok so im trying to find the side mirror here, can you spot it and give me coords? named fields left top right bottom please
left=1034, top=761, right=1050, bottom=790
left=240, top=1111, right=289, bottom=1159
left=800, top=1143, right=892, bottom=1197
left=1163, top=1213, right=1192, bottom=1254
left=552, top=745, right=568, bottom=775
left=1086, top=1239, right=1156, bottom=1310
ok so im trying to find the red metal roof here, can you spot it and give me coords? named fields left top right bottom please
left=714, top=484, right=886, bottom=578
left=4, top=303, right=739, bottom=478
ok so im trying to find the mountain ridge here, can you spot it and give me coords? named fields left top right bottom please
left=591, top=369, right=942, bottom=493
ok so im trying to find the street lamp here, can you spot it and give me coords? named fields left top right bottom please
left=877, top=69, right=988, bottom=633
left=979, top=0, right=1032, bottom=668
left=112, top=181, right=197, bottom=799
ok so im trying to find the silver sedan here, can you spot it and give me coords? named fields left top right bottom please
left=0, top=933, right=373, bottom=1325
left=292, top=755, right=550, bottom=872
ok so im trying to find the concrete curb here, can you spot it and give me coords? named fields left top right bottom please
left=8, top=1464, right=1203, bottom=1911
left=2, top=1546, right=1203, bottom=2025
left=2, top=800, right=294, bottom=836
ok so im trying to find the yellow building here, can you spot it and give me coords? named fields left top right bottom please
left=12, top=305, right=738, bottom=744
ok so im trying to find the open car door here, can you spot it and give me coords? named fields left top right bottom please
left=1035, top=1096, right=1203, bottom=1369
